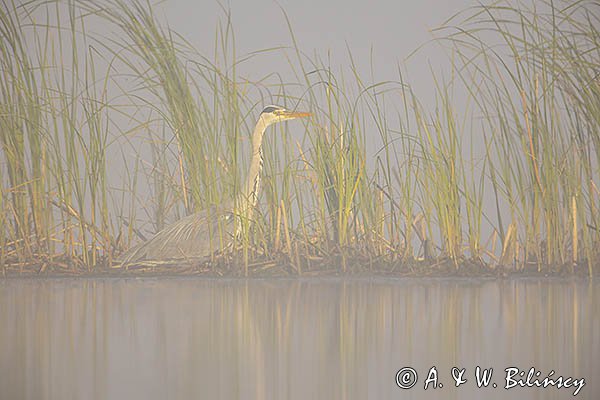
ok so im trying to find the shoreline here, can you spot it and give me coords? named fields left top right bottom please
left=2, top=258, right=595, bottom=279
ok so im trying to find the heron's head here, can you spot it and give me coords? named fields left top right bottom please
left=259, top=105, right=311, bottom=127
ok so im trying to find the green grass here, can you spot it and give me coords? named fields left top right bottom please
left=0, top=0, right=598, bottom=275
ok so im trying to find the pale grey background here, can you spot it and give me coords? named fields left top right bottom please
left=154, top=0, right=474, bottom=101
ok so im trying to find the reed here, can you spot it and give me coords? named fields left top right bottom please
left=435, top=0, right=599, bottom=269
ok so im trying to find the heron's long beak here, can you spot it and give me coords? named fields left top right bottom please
left=277, top=110, right=311, bottom=120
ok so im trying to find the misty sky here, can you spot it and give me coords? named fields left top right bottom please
left=154, top=0, right=475, bottom=98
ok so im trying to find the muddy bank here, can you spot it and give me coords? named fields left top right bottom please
left=2, top=255, right=595, bottom=279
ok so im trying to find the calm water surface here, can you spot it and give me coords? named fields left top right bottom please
left=0, top=277, right=597, bottom=399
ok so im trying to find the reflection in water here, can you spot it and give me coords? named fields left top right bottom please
left=0, top=278, right=597, bottom=399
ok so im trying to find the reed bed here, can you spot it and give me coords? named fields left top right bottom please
left=1, top=0, right=598, bottom=276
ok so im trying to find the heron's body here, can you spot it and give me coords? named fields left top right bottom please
left=120, top=205, right=234, bottom=264
left=119, top=105, right=309, bottom=266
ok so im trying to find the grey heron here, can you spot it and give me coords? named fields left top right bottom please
left=119, top=105, right=310, bottom=266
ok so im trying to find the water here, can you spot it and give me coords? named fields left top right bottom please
left=0, top=277, right=597, bottom=399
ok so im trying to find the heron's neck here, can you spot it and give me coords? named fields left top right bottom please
left=236, top=118, right=267, bottom=221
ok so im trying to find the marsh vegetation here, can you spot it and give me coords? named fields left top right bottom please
left=1, top=0, right=598, bottom=276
